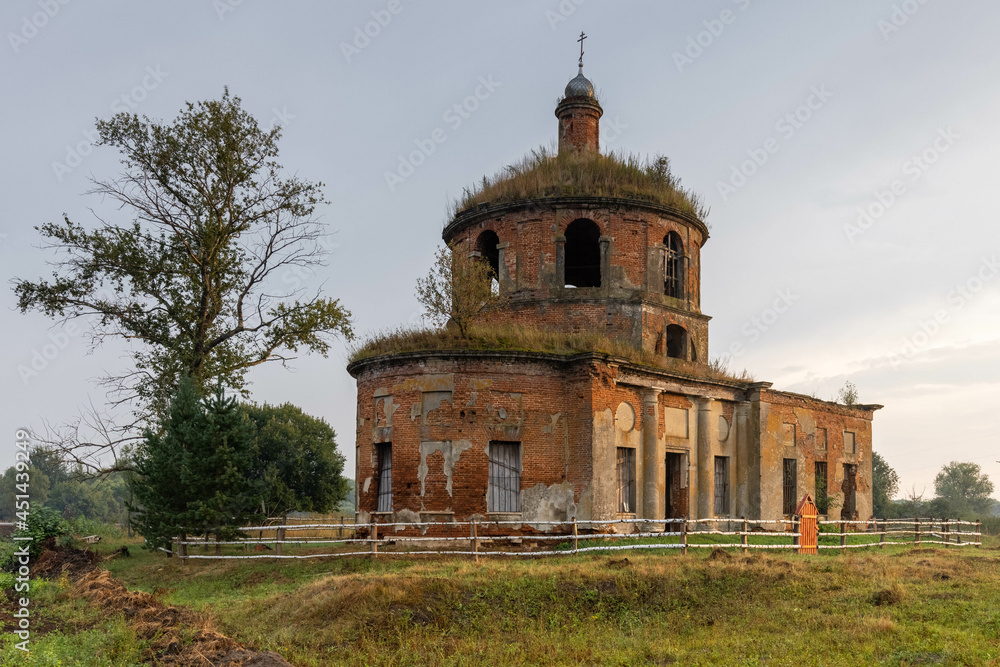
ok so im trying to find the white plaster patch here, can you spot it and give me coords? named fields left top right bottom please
left=362, top=476, right=372, bottom=493
left=418, top=440, right=473, bottom=497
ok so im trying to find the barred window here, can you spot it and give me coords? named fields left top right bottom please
left=782, top=458, right=797, bottom=515
left=714, top=456, right=730, bottom=516
left=488, top=441, right=521, bottom=513
left=375, top=443, right=392, bottom=513
left=617, top=447, right=637, bottom=513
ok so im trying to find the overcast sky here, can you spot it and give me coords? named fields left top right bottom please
left=2, top=1, right=998, bottom=502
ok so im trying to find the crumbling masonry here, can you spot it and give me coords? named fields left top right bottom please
left=348, top=65, right=880, bottom=529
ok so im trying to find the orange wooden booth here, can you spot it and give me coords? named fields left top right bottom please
left=795, top=494, right=819, bottom=555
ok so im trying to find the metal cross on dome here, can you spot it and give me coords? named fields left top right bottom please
left=578, top=31, right=587, bottom=68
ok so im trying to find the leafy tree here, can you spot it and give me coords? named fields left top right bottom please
left=0, top=467, right=50, bottom=522
left=933, top=461, right=994, bottom=519
left=872, top=451, right=900, bottom=518
left=241, top=402, right=348, bottom=518
left=416, top=242, right=508, bottom=338
left=13, top=90, right=353, bottom=473
left=130, top=377, right=262, bottom=549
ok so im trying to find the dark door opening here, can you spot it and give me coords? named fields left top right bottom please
left=665, top=453, right=687, bottom=519
left=842, top=464, right=857, bottom=519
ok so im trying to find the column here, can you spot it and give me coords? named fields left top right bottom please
left=641, top=389, right=663, bottom=522
left=695, top=397, right=714, bottom=520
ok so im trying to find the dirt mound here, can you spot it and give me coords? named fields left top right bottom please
left=708, top=547, right=732, bottom=561
left=74, top=569, right=294, bottom=666
left=33, top=546, right=103, bottom=579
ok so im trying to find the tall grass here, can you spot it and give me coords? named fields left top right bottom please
left=448, top=146, right=710, bottom=221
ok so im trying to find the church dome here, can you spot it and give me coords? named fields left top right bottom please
left=564, top=67, right=595, bottom=98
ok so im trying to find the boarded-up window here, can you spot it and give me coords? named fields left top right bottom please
left=844, top=431, right=856, bottom=454
left=617, top=448, right=637, bottom=513
left=714, top=456, right=729, bottom=516
left=488, top=441, right=521, bottom=512
left=375, top=443, right=392, bottom=513
left=783, top=423, right=796, bottom=447
left=782, top=459, right=797, bottom=515
left=816, top=428, right=828, bottom=451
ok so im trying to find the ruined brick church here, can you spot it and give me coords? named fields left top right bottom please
left=348, top=59, right=880, bottom=528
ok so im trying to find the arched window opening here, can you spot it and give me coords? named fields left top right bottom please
left=565, top=219, right=601, bottom=288
left=664, top=232, right=685, bottom=299
left=666, top=324, right=687, bottom=360
left=476, top=230, right=500, bottom=294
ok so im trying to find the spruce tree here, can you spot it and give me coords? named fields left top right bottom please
left=129, top=377, right=202, bottom=550
left=129, top=377, right=263, bottom=550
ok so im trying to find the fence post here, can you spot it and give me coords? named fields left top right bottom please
left=276, top=527, right=284, bottom=556
left=840, top=520, right=846, bottom=552
left=976, top=520, right=982, bottom=548
left=742, top=518, right=748, bottom=555
left=915, top=518, right=921, bottom=547
left=793, top=515, right=800, bottom=553
left=178, top=533, right=187, bottom=565
left=572, top=519, right=579, bottom=555
left=472, top=518, right=479, bottom=564
left=682, top=518, right=688, bottom=556
left=879, top=520, right=886, bottom=549
left=371, top=518, right=378, bottom=559
left=339, top=516, right=344, bottom=539
left=943, top=519, right=950, bottom=548
left=956, top=520, right=962, bottom=546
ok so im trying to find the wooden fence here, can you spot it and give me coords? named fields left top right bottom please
left=166, top=516, right=981, bottom=562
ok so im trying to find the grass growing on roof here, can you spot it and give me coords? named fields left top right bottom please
left=347, top=323, right=755, bottom=384
left=448, top=146, right=710, bottom=221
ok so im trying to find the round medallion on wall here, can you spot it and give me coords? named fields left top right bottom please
left=615, top=402, right=635, bottom=432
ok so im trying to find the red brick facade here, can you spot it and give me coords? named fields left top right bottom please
left=347, top=68, right=880, bottom=529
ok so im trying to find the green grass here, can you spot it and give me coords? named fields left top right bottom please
left=448, top=146, right=709, bottom=221
left=0, top=572, right=148, bottom=666
left=51, top=534, right=997, bottom=666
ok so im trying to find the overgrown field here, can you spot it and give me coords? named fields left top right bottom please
left=3, top=535, right=1000, bottom=666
